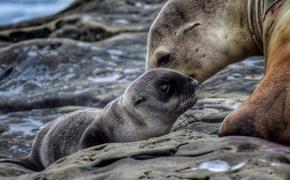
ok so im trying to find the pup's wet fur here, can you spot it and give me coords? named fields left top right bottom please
left=0, top=68, right=198, bottom=171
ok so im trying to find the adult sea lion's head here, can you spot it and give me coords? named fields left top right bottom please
left=146, top=0, right=260, bottom=82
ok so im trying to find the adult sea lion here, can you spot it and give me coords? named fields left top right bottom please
left=146, top=0, right=290, bottom=144
left=0, top=69, right=198, bottom=171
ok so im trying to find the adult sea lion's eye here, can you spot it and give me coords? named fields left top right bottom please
left=157, top=54, right=172, bottom=67
left=159, top=83, right=170, bottom=94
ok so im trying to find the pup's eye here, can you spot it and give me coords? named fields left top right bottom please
left=157, top=54, right=172, bottom=67
left=159, top=83, right=170, bottom=94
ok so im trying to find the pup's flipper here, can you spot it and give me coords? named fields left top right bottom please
left=0, top=158, right=43, bottom=172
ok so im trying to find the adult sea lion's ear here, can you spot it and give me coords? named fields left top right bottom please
left=183, top=22, right=201, bottom=33
left=133, top=96, right=146, bottom=107
left=176, top=22, right=201, bottom=37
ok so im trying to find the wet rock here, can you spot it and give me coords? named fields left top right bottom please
left=0, top=33, right=147, bottom=112
left=203, top=57, right=264, bottom=95
left=0, top=0, right=166, bottom=43
left=0, top=124, right=8, bottom=134
left=0, top=0, right=283, bottom=179
left=6, top=130, right=289, bottom=180
left=0, top=163, right=32, bottom=178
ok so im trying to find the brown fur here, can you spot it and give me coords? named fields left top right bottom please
left=219, top=3, right=290, bottom=144
left=146, top=0, right=261, bottom=82
left=146, top=0, right=290, bottom=144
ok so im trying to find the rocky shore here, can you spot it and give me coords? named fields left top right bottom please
left=0, top=0, right=290, bottom=179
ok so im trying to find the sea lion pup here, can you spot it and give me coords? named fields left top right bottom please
left=0, top=69, right=198, bottom=171
left=146, top=0, right=290, bottom=144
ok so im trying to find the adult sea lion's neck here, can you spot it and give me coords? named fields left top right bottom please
left=248, top=0, right=286, bottom=55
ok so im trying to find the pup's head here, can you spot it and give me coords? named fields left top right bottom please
left=123, top=68, right=198, bottom=122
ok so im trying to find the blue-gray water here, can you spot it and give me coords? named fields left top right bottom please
left=0, top=0, right=74, bottom=25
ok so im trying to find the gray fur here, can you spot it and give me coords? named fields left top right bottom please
left=0, top=69, right=197, bottom=171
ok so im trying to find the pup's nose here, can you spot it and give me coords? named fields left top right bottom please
left=190, top=79, right=198, bottom=89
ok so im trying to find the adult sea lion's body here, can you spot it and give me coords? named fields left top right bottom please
left=146, top=0, right=290, bottom=144
left=0, top=69, right=198, bottom=171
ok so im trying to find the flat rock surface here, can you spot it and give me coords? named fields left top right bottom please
left=15, top=130, right=290, bottom=180
left=0, top=0, right=288, bottom=179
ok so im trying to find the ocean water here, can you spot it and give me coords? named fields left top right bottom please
left=0, top=0, right=75, bottom=25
